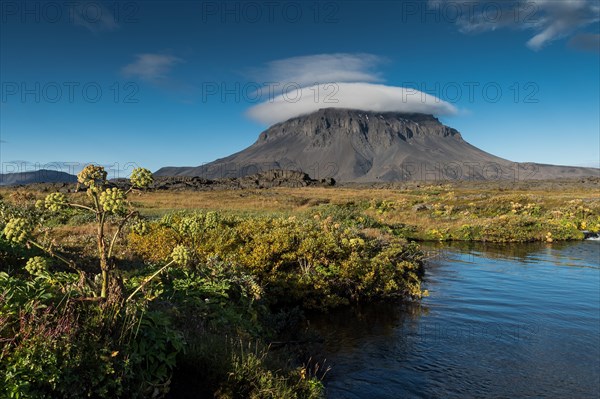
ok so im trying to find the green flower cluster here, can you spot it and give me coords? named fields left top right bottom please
left=44, top=192, right=68, bottom=212
left=180, top=215, right=203, bottom=237
left=77, top=165, right=107, bottom=188
left=3, top=218, right=30, bottom=244
left=132, top=220, right=149, bottom=235
left=178, top=212, right=220, bottom=237
left=171, top=245, right=189, bottom=266
left=204, top=211, right=220, bottom=229
left=130, top=167, right=154, bottom=189
left=99, top=188, right=126, bottom=214
left=25, top=256, right=49, bottom=276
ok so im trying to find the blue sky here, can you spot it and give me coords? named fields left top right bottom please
left=1, top=0, right=599, bottom=176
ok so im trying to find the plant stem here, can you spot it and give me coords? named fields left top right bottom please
left=126, top=260, right=175, bottom=302
left=101, top=269, right=108, bottom=298
left=107, top=210, right=137, bottom=260
left=67, top=203, right=96, bottom=212
left=28, top=240, right=76, bottom=270
left=93, top=191, right=110, bottom=299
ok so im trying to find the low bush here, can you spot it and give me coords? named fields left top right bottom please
left=129, top=211, right=425, bottom=309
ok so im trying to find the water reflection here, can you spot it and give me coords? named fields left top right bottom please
left=423, top=240, right=600, bottom=269
left=310, top=241, right=600, bottom=399
left=308, top=301, right=429, bottom=353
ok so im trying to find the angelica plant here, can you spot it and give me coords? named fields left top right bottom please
left=74, top=165, right=154, bottom=298
left=3, top=165, right=154, bottom=299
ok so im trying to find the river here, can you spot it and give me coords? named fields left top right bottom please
left=309, top=241, right=600, bottom=398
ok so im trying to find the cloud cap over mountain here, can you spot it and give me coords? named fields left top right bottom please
left=245, top=53, right=456, bottom=125
left=247, top=82, right=457, bottom=125
left=249, top=53, right=385, bottom=88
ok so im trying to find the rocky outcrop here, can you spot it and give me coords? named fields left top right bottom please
left=145, top=169, right=335, bottom=190
left=17, top=169, right=334, bottom=192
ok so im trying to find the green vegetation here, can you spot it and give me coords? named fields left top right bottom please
left=128, top=211, right=424, bottom=309
left=0, top=166, right=428, bottom=398
left=121, top=182, right=598, bottom=243
left=1, top=176, right=597, bottom=397
left=363, top=188, right=600, bottom=242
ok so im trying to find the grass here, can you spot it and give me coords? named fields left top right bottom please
left=3, top=179, right=599, bottom=243
left=125, top=182, right=597, bottom=211
left=99, top=181, right=600, bottom=242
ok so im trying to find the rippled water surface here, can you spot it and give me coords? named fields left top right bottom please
left=310, top=241, right=600, bottom=398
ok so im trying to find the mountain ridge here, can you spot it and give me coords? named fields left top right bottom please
left=0, top=169, right=78, bottom=186
left=155, top=108, right=599, bottom=182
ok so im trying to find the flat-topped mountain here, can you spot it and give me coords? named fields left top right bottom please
left=156, top=108, right=598, bottom=182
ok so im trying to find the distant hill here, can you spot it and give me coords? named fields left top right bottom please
left=0, top=169, right=334, bottom=191
left=0, top=170, right=77, bottom=186
left=155, top=108, right=599, bottom=182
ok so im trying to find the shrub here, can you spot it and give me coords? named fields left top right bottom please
left=455, top=224, right=481, bottom=241
left=129, top=212, right=425, bottom=309
left=481, top=214, right=541, bottom=242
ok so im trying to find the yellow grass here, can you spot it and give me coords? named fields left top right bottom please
left=123, top=183, right=598, bottom=214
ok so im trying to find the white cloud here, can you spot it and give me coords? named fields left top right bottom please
left=430, top=0, right=600, bottom=50
left=245, top=54, right=457, bottom=125
left=121, top=54, right=183, bottom=83
left=525, top=0, right=600, bottom=50
left=250, top=53, right=385, bottom=88
left=246, top=82, right=457, bottom=125
left=72, top=1, right=119, bottom=34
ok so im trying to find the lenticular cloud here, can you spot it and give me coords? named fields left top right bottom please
left=246, top=82, right=457, bottom=125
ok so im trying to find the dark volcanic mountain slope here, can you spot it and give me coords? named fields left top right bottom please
left=0, top=169, right=77, bottom=186
left=155, top=108, right=598, bottom=182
